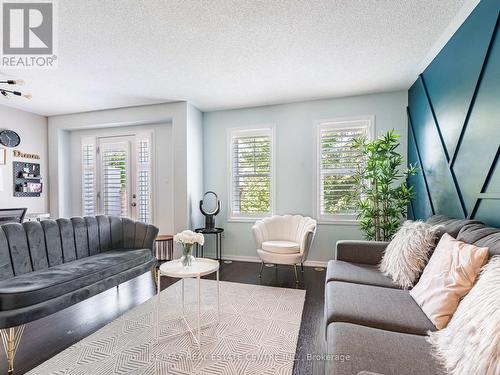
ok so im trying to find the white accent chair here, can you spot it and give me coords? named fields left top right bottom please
left=252, top=214, right=317, bottom=283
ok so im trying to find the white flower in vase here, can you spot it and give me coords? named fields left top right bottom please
left=174, top=230, right=204, bottom=268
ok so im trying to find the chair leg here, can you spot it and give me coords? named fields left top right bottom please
left=301, top=263, right=304, bottom=273
left=1, top=325, right=25, bottom=374
left=258, top=261, right=264, bottom=278
left=151, top=266, right=158, bottom=288
left=293, top=264, right=299, bottom=284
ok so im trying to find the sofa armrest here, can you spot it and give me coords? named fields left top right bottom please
left=300, top=229, right=316, bottom=259
left=334, top=240, right=389, bottom=265
left=251, top=221, right=266, bottom=249
left=142, top=224, right=159, bottom=252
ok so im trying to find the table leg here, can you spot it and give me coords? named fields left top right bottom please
left=197, top=275, right=201, bottom=348
left=217, top=269, right=220, bottom=323
left=220, top=233, right=223, bottom=260
left=156, top=271, right=161, bottom=341
left=182, top=278, right=185, bottom=316
left=216, top=234, right=219, bottom=260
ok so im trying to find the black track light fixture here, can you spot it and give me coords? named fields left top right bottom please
left=0, top=79, right=31, bottom=99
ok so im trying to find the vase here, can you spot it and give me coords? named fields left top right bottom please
left=181, top=244, right=195, bottom=269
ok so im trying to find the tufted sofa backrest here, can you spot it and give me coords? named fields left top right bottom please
left=457, top=223, right=500, bottom=257
left=0, top=215, right=158, bottom=281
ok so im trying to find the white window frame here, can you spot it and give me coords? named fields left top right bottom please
left=314, top=115, right=374, bottom=224
left=227, top=125, right=276, bottom=222
left=79, top=130, right=156, bottom=224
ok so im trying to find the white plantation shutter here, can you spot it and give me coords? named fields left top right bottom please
left=81, top=137, right=96, bottom=216
left=136, top=133, right=152, bottom=223
left=317, top=118, right=372, bottom=221
left=102, top=146, right=128, bottom=217
left=229, top=128, right=274, bottom=218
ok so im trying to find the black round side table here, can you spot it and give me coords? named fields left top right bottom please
left=194, top=227, right=224, bottom=260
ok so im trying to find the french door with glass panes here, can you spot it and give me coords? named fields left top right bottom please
left=81, top=133, right=153, bottom=223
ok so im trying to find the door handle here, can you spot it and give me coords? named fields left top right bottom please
left=131, top=202, right=137, bottom=207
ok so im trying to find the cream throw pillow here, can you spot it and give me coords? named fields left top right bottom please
left=409, top=233, right=489, bottom=329
left=379, top=220, right=439, bottom=289
left=427, top=256, right=500, bottom=375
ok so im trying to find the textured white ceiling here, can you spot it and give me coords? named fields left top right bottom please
left=0, top=0, right=475, bottom=116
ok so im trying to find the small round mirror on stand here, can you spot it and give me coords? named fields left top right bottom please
left=200, top=191, right=220, bottom=229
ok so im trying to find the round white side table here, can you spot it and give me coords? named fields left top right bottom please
left=156, top=258, right=220, bottom=347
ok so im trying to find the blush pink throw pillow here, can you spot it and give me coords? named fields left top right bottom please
left=409, top=233, right=489, bottom=329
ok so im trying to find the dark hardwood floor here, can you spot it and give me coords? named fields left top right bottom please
left=1, top=261, right=326, bottom=375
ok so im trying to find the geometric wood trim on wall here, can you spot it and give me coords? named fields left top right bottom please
left=408, top=0, right=500, bottom=226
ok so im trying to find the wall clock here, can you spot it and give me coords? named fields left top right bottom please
left=0, top=129, right=20, bottom=147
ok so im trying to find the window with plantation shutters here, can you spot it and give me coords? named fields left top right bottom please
left=80, top=132, right=154, bottom=224
left=136, top=135, right=152, bottom=223
left=81, top=138, right=96, bottom=216
left=316, top=117, right=373, bottom=222
left=229, top=127, right=275, bottom=219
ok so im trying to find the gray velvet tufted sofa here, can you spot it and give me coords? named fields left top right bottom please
left=0, top=215, right=158, bottom=374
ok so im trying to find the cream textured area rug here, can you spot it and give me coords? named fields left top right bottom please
left=28, top=279, right=306, bottom=375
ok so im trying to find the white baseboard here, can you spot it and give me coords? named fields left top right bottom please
left=303, top=260, right=328, bottom=268
left=222, top=255, right=261, bottom=263
left=221, top=254, right=327, bottom=268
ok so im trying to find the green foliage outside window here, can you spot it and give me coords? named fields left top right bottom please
left=107, top=151, right=127, bottom=190
left=233, top=136, right=271, bottom=214
left=322, top=174, right=357, bottom=214
left=320, top=130, right=363, bottom=215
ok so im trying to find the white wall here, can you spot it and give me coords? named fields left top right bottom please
left=186, top=103, right=204, bottom=229
left=0, top=105, right=48, bottom=214
left=203, top=91, right=408, bottom=263
left=68, top=123, right=174, bottom=233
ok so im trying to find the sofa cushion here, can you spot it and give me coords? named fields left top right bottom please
left=426, top=215, right=482, bottom=239
left=335, top=240, right=389, bottom=265
left=457, top=222, right=500, bottom=257
left=261, top=240, right=299, bottom=254
left=325, top=281, right=435, bottom=335
left=326, top=323, right=445, bottom=375
left=0, top=249, right=152, bottom=311
left=257, top=249, right=303, bottom=265
left=380, top=220, right=439, bottom=289
left=326, top=260, right=399, bottom=289
left=427, top=256, right=500, bottom=375
left=409, top=233, right=489, bottom=329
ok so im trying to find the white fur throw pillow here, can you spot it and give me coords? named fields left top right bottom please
left=428, top=256, right=500, bottom=375
left=379, top=220, right=439, bottom=289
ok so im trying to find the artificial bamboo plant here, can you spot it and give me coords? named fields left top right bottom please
left=349, top=130, right=416, bottom=241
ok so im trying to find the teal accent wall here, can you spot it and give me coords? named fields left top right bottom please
left=408, top=0, right=500, bottom=226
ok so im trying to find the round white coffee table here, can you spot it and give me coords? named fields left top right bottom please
left=156, top=258, right=220, bottom=347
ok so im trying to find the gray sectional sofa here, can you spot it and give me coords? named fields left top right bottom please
left=325, top=215, right=500, bottom=375
left=0, top=215, right=158, bottom=374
